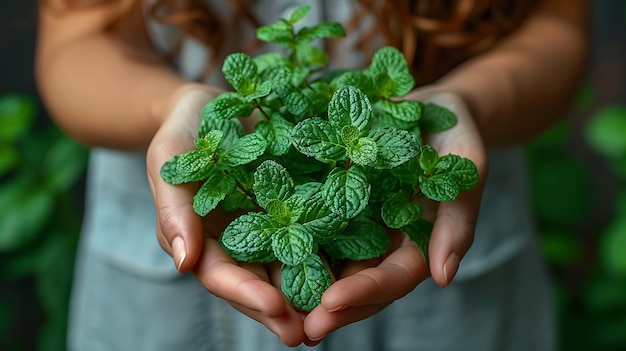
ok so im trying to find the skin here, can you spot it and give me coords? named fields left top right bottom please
left=36, top=0, right=589, bottom=347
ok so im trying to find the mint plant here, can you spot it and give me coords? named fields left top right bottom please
left=160, top=6, right=479, bottom=312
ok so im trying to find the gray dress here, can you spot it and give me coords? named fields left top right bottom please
left=67, top=1, right=556, bottom=350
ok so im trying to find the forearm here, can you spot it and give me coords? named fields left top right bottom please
left=35, top=2, right=217, bottom=150
left=420, top=1, right=589, bottom=147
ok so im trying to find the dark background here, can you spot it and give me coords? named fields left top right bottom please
left=2, top=1, right=626, bottom=350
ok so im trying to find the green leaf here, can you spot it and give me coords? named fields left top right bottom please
left=381, top=190, right=422, bottom=229
left=296, top=44, right=329, bottom=68
left=271, top=224, right=313, bottom=266
left=330, top=71, right=376, bottom=100
left=379, top=99, right=421, bottom=122
left=193, top=171, right=236, bottom=216
left=419, top=145, right=439, bottom=172
left=219, top=234, right=276, bottom=263
left=195, top=130, right=223, bottom=153
left=402, top=219, right=433, bottom=262
left=322, top=166, right=370, bottom=219
left=160, top=150, right=213, bottom=184
left=348, top=137, right=378, bottom=166
left=421, top=173, right=460, bottom=202
left=327, top=86, right=371, bottom=133
left=296, top=183, right=347, bottom=244
left=291, top=117, right=346, bottom=161
left=220, top=212, right=282, bottom=259
left=390, top=157, right=421, bottom=185
left=585, top=105, right=626, bottom=158
left=220, top=190, right=256, bottom=212
left=0, top=179, right=54, bottom=251
left=42, top=136, right=88, bottom=193
left=280, top=254, right=332, bottom=312
left=218, top=133, right=267, bottom=168
left=296, top=22, right=345, bottom=43
left=255, top=115, right=293, bottom=156
left=288, top=5, right=310, bottom=24
left=257, top=20, right=294, bottom=48
left=436, top=154, right=479, bottom=191
left=273, top=84, right=309, bottom=117
left=0, top=145, right=18, bottom=177
left=222, top=53, right=260, bottom=95
left=253, top=160, right=295, bottom=209
left=419, top=103, right=457, bottom=133
left=366, top=46, right=414, bottom=98
left=0, top=94, right=36, bottom=142
left=198, top=112, right=245, bottom=142
left=201, top=93, right=256, bottom=120
left=368, top=127, right=420, bottom=169
left=322, top=217, right=390, bottom=260
left=260, top=65, right=292, bottom=86
left=266, top=199, right=291, bottom=225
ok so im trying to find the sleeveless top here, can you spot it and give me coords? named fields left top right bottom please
left=80, top=0, right=535, bottom=281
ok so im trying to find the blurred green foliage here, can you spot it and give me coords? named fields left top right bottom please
left=525, top=99, right=626, bottom=351
left=0, top=93, right=88, bottom=350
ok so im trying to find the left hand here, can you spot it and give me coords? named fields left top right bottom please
left=303, top=89, right=489, bottom=342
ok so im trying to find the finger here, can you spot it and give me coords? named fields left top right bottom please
left=194, top=239, right=308, bottom=347
left=304, top=302, right=389, bottom=342
left=229, top=301, right=308, bottom=347
left=320, top=235, right=430, bottom=311
left=428, top=183, right=482, bottom=287
left=193, top=237, right=287, bottom=318
left=147, top=131, right=203, bottom=273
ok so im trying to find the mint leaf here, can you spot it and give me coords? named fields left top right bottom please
left=296, top=22, right=345, bottom=43
left=193, top=171, right=236, bottom=216
left=327, top=86, right=371, bottom=133
left=160, top=150, right=212, bottom=185
left=288, top=5, right=310, bottom=24
left=291, top=117, right=346, bottom=161
left=201, top=93, right=255, bottom=120
left=348, top=137, right=378, bottom=166
left=266, top=199, right=291, bottom=225
left=296, top=183, right=347, bottom=244
left=419, top=103, right=457, bottom=133
left=194, top=130, right=223, bottom=153
left=402, top=219, right=433, bottom=262
left=420, top=173, right=460, bottom=202
left=253, top=160, right=295, bottom=209
left=366, top=46, right=414, bottom=98
left=220, top=190, right=256, bottom=212
left=322, top=166, right=370, bottom=219
left=296, top=44, right=329, bottom=68
left=322, top=217, right=390, bottom=260
left=222, top=53, right=259, bottom=95
left=368, top=127, right=420, bottom=169
left=280, top=254, right=332, bottom=312
left=221, top=212, right=282, bottom=258
left=379, top=99, right=421, bottom=123
left=255, top=115, right=293, bottom=156
left=390, top=157, right=421, bottom=185
left=198, top=112, right=245, bottom=144
left=272, top=224, right=313, bottom=266
left=273, top=84, right=309, bottom=116
left=218, top=133, right=267, bottom=168
left=419, top=145, right=439, bottom=172
left=220, top=235, right=276, bottom=263
left=436, top=154, right=479, bottom=191
left=260, top=65, right=292, bottom=86
left=257, top=20, right=294, bottom=48
left=381, top=190, right=422, bottom=229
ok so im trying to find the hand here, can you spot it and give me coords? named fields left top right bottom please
left=303, top=89, right=489, bottom=341
left=146, top=84, right=311, bottom=347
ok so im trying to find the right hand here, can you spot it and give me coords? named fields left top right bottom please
left=146, top=84, right=313, bottom=347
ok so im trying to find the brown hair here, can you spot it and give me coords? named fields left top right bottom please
left=48, top=0, right=537, bottom=85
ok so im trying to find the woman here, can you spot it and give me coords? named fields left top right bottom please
left=36, top=0, right=589, bottom=350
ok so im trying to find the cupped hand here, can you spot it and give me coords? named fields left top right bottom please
left=303, top=89, right=489, bottom=341
left=145, top=84, right=310, bottom=347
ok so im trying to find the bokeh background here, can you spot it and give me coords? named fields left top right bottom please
left=1, top=1, right=626, bottom=350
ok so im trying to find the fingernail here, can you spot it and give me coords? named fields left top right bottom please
left=309, top=335, right=326, bottom=342
left=172, top=236, right=187, bottom=272
left=442, top=252, right=459, bottom=287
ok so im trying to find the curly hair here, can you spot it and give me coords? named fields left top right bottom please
left=44, top=0, right=537, bottom=85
